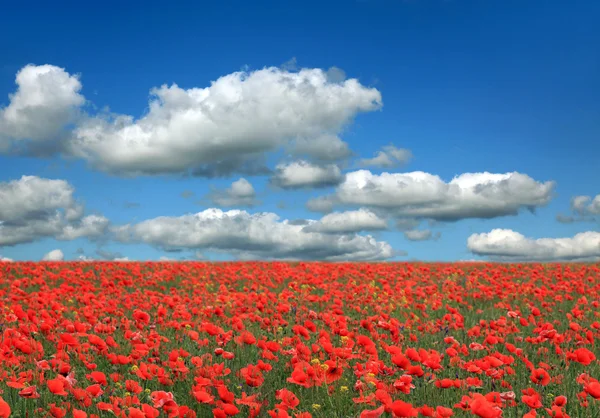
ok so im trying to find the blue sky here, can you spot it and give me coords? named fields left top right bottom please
left=1, top=0, right=599, bottom=262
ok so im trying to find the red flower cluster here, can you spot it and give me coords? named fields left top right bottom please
left=0, top=261, right=599, bottom=417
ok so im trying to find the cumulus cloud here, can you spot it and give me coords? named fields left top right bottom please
left=113, top=208, right=393, bottom=261
left=0, top=64, right=85, bottom=154
left=308, top=170, right=554, bottom=221
left=0, top=255, right=12, bottom=262
left=290, top=134, right=352, bottom=162
left=42, top=249, right=64, bottom=261
left=0, top=175, right=80, bottom=222
left=359, top=145, right=412, bottom=168
left=302, top=209, right=387, bottom=234
left=403, top=229, right=440, bottom=241
left=572, top=195, right=600, bottom=215
left=305, top=196, right=335, bottom=213
left=556, top=194, right=600, bottom=223
left=271, top=160, right=344, bottom=189
left=61, top=66, right=381, bottom=176
left=0, top=176, right=108, bottom=246
left=206, top=178, right=258, bottom=207
left=326, top=67, right=347, bottom=84
left=58, top=214, right=110, bottom=240
left=467, top=229, right=600, bottom=261
left=0, top=64, right=380, bottom=175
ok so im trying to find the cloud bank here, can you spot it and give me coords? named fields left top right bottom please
left=206, top=178, right=258, bottom=207
left=556, top=194, right=600, bottom=223
left=0, top=176, right=108, bottom=247
left=1, top=64, right=381, bottom=176
left=113, top=208, right=393, bottom=261
left=468, top=229, right=600, bottom=261
left=308, top=170, right=554, bottom=221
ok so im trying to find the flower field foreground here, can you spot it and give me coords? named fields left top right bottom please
left=0, top=262, right=599, bottom=418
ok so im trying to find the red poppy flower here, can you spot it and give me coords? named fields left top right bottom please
left=530, top=368, right=550, bottom=386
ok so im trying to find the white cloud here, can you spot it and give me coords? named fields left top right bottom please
left=0, top=64, right=84, bottom=154
left=42, top=249, right=64, bottom=261
left=113, top=208, right=393, bottom=261
left=359, top=145, right=412, bottom=168
left=0, top=175, right=80, bottom=222
left=305, top=196, right=335, bottom=213
left=290, top=134, right=352, bottom=162
left=467, top=229, right=600, bottom=261
left=302, top=208, right=387, bottom=234
left=557, top=194, right=600, bottom=223
left=58, top=214, right=110, bottom=240
left=326, top=67, right=347, bottom=84
left=588, top=196, right=600, bottom=213
left=0, top=255, right=12, bottom=262
left=403, top=229, right=440, bottom=241
left=0, top=175, right=107, bottom=246
left=309, top=170, right=554, bottom=221
left=207, top=178, right=258, bottom=207
left=271, top=160, right=343, bottom=189
left=64, top=66, right=381, bottom=176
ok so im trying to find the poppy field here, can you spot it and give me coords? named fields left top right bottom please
left=0, top=261, right=599, bottom=418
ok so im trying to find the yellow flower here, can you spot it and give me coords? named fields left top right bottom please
left=130, top=365, right=139, bottom=372
left=312, top=404, right=321, bottom=410
left=340, top=386, right=349, bottom=392
left=340, top=336, right=349, bottom=344
left=311, top=358, right=321, bottom=365
left=144, top=388, right=151, bottom=394
left=125, top=392, right=131, bottom=397
left=321, top=363, right=329, bottom=371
